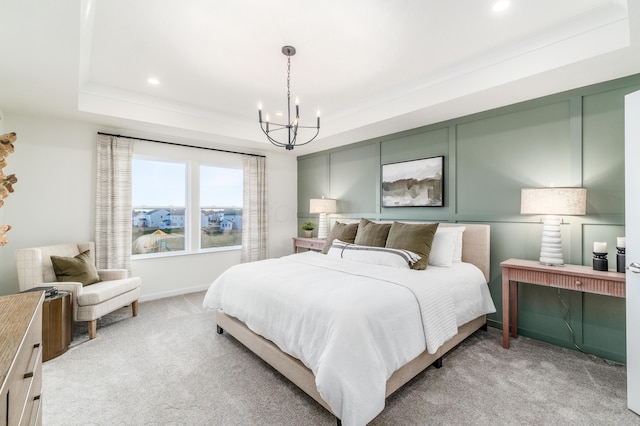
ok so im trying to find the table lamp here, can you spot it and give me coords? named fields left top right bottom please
left=309, top=198, right=337, bottom=239
left=520, top=187, right=587, bottom=266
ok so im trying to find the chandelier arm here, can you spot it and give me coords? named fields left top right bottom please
left=261, top=123, right=288, bottom=132
left=290, top=122, right=300, bottom=146
left=290, top=128, right=320, bottom=147
left=259, top=125, right=288, bottom=147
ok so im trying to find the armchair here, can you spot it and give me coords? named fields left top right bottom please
left=16, top=242, right=141, bottom=339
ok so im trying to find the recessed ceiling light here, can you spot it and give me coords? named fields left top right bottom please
left=492, top=0, right=510, bottom=12
left=147, top=77, right=160, bottom=85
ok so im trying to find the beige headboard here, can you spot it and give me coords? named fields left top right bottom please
left=334, top=220, right=491, bottom=282
left=438, top=223, right=490, bottom=283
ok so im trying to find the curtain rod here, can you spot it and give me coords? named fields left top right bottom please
left=97, top=132, right=266, bottom=158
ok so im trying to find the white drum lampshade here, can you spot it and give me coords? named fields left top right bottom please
left=521, top=187, right=587, bottom=266
left=309, top=198, right=337, bottom=239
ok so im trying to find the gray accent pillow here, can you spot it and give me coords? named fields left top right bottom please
left=322, top=221, right=359, bottom=254
left=51, top=250, right=102, bottom=286
left=385, top=222, right=439, bottom=270
left=354, top=218, right=392, bottom=247
left=327, top=239, right=420, bottom=268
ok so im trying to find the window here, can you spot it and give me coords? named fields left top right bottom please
left=131, top=143, right=243, bottom=257
left=200, top=165, right=243, bottom=250
left=132, top=159, right=187, bottom=255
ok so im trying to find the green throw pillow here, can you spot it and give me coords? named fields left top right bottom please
left=385, top=222, right=439, bottom=270
left=51, top=250, right=102, bottom=286
left=322, top=221, right=359, bottom=254
left=354, top=218, right=392, bottom=247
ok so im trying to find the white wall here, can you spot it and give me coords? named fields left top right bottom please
left=0, top=112, right=298, bottom=298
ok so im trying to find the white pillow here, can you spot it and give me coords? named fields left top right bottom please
left=429, top=226, right=466, bottom=267
left=327, top=239, right=421, bottom=269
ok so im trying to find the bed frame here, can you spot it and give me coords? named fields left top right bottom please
left=216, top=223, right=490, bottom=423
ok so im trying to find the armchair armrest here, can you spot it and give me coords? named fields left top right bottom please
left=32, top=281, right=82, bottom=300
left=97, top=269, right=128, bottom=281
left=51, top=282, right=83, bottom=293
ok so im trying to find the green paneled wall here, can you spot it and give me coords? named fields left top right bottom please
left=330, top=143, right=380, bottom=214
left=457, top=101, right=574, bottom=215
left=298, top=73, right=640, bottom=363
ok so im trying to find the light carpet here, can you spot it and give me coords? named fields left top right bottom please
left=42, top=291, right=640, bottom=425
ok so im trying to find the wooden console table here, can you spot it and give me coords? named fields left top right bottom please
left=501, top=258, right=626, bottom=349
left=292, top=237, right=325, bottom=253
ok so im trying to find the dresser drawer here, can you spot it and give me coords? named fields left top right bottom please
left=552, top=274, right=626, bottom=297
left=9, top=302, right=42, bottom=426
left=504, top=267, right=625, bottom=297
left=302, top=240, right=324, bottom=250
left=293, top=237, right=325, bottom=252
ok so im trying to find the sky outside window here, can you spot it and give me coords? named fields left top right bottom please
left=200, top=165, right=243, bottom=208
left=132, top=158, right=186, bottom=207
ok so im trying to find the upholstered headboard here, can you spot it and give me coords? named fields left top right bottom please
left=438, top=223, right=490, bottom=283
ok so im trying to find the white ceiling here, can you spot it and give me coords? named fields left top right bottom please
left=1, top=0, right=639, bottom=155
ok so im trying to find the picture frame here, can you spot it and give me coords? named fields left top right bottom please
left=381, top=156, right=444, bottom=207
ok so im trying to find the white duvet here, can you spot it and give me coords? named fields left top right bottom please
left=203, top=251, right=495, bottom=426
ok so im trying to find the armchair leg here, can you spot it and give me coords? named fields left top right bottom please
left=132, top=300, right=139, bottom=317
left=88, top=320, right=97, bottom=340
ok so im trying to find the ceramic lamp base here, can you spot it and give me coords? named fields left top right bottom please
left=317, top=213, right=328, bottom=239
left=539, top=216, right=564, bottom=266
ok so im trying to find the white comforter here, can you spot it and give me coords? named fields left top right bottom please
left=203, top=252, right=495, bottom=426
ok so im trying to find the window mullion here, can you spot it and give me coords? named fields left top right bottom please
left=189, top=160, right=200, bottom=253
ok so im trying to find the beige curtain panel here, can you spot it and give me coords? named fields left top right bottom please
left=95, top=134, right=134, bottom=272
left=241, top=155, right=268, bottom=262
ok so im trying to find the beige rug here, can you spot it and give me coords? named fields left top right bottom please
left=42, top=291, right=640, bottom=425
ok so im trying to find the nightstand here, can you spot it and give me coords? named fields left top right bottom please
left=501, top=258, right=625, bottom=349
left=42, top=291, right=72, bottom=362
left=292, top=237, right=325, bottom=253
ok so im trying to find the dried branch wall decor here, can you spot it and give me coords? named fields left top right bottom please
left=0, top=132, right=17, bottom=246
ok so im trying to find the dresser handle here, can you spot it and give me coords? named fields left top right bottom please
left=24, top=343, right=42, bottom=379
left=575, top=280, right=582, bottom=286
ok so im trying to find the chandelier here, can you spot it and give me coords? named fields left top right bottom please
left=258, top=46, right=320, bottom=150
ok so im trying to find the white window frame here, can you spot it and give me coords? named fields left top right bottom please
left=132, top=141, right=243, bottom=259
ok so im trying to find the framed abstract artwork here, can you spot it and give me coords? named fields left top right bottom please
left=381, top=156, right=444, bottom=207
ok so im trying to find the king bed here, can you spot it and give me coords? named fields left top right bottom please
left=203, top=221, right=494, bottom=425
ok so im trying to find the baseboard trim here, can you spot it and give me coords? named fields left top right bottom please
left=139, top=284, right=210, bottom=302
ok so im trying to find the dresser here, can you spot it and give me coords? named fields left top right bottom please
left=0, top=291, right=44, bottom=426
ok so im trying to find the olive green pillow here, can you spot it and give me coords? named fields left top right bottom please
left=51, top=250, right=102, bottom=286
left=354, top=218, right=392, bottom=247
left=322, top=221, right=359, bottom=254
left=385, top=222, right=439, bottom=270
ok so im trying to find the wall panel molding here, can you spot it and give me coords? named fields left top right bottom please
left=298, top=73, right=640, bottom=362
